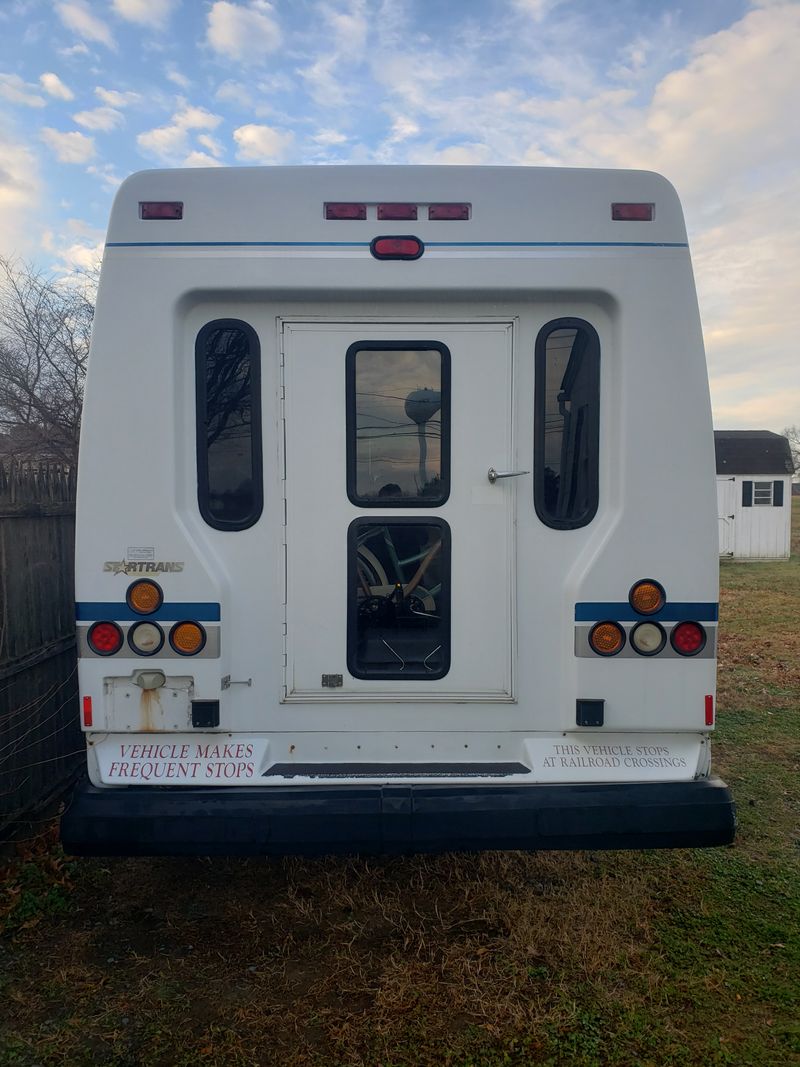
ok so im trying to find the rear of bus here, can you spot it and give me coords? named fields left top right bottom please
left=61, top=165, right=735, bottom=855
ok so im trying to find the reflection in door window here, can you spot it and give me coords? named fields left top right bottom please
left=534, top=319, right=600, bottom=529
left=348, top=519, right=450, bottom=679
left=346, top=342, right=450, bottom=506
left=196, top=319, right=263, bottom=530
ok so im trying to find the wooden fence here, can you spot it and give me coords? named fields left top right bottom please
left=0, top=463, right=81, bottom=838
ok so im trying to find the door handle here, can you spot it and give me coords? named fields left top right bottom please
left=487, top=467, right=531, bottom=484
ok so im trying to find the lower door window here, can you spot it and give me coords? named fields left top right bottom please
left=348, top=518, right=450, bottom=680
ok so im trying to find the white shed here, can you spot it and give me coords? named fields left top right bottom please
left=715, top=431, right=794, bottom=560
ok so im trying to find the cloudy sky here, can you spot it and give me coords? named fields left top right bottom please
left=0, top=0, right=798, bottom=431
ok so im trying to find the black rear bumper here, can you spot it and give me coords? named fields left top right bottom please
left=61, top=777, right=735, bottom=856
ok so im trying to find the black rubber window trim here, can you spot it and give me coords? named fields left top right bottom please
left=347, top=516, right=451, bottom=681
left=345, top=340, right=451, bottom=508
left=533, top=317, right=600, bottom=530
left=195, top=318, right=263, bottom=531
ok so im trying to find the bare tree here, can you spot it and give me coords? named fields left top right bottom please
left=0, top=257, right=95, bottom=468
left=782, top=425, right=800, bottom=475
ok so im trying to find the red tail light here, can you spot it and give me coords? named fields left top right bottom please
left=671, top=622, right=706, bottom=656
left=88, top=621, right=123, bottom=656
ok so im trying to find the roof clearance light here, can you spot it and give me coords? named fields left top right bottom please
left=127, top=580, right=163, bottom=615
left=428, top=203, right=471, bottom=220
left=370, top=236, right=424, bottom=260
left=671, top=622, right=706, bottom=656
left=378, top=203, right=418, bottom=220
left=629, top=579, right=666, bottom=616
left=589, top=621, right=625, bottom=657
left=612, top=203, right=654, bottom=221
left=170, top=621, right=207, bottom=656
left=140, top=202, right=183, bottom=220
left=88, top=621, right=124, bottom=656
left=325, top=202, right=367, bottom=220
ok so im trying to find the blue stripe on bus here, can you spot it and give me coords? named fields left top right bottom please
left=574, top=603, right=719, bottom=623
left=76, top=602, right=221, bottom=622
left=105, top=240, right=689, bottom=249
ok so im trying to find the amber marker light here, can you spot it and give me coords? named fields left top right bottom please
left=169, top=621, right=206, bottom=656
left=589, top=621, right=625, bottom=657
left=629, top=579, right=665, bottom=616
left=127, top=579, right=163, bottom=615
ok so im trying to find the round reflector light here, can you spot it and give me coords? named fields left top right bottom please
left=629, top=579, right=665, bottom=616
left=127, top=580, right=163, bottom=615
left=589, top=621, right=625, bottom=657
left=88, top=621, right=123, bottom=656
left=169, top=621, right=206, bottom=656
left=631, top=621, right=666, bottom=656
left=671, top=622, right=706, bottom=656
left=128, top=621, right=164, bottom=656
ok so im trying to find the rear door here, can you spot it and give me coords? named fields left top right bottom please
left=282, top=321, right=517, bottom=702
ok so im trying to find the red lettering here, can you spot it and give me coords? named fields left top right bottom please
left=245, top=744, right=253, bottom=759
left=120, top=745, right=131, bottom=758
left=109, top=761, right=120, bottom=776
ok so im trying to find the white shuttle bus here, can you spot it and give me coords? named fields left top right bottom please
left=62, top=165, right=735, bottom=855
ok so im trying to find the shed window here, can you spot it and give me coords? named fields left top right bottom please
left=753, top=481, right=773, bottom=506
left=534, top=319, right=600, bottom=529
left=196, top=319, right=263, bottom=530
left=346, top=341, right=450, bottom=507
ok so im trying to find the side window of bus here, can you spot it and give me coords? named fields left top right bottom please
left=534, top=318, right=600, bottom=529
left=196, top=319, right=263, bottom=530
left=346, top=341, right=451, bottom=507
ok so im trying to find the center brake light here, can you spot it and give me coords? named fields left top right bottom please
left=370, top=236, right=424, bottom=260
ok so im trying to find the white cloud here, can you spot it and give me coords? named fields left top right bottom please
left=0, top=73, right=46, bottom=108
left=40, top=72, right=74, bottom=100
left=297, top=0, right=369, bottom=107
left=42, top=218, right=104, bottom=275
left=40, top=127, right=95, bottom=164
left=233, top=123, right=293, bottom=162
left=112, top=0, right=178, bottom=27
left=137, top=99, right=223, bottom=163
left=197, top=133, right=223, bottom=157
left=313, top=128, right=348, bottom=146
left=214, top=80, right=253, bottom=107
left=206, top=1, right=281, bottom=64
left=56, top=1, right=115, bottom=49
left=512, top=0, right=561, bottom=21
left=59, top=42, right=90, bottom=57
left=183, top=150, right=224, bottom=167
left=73, top=106, right=124, bottom=131
left=166, top=67, right=192, bottom=90
left=87, top=163, right=123, bottom=190
left=95, top=86, right=140, bottom=107
left=0, top=128, right=41, bottom=256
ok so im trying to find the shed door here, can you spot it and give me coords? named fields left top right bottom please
left=282, top=321, right=515, bottom=701
left=717, top=478, right=736, bottom=556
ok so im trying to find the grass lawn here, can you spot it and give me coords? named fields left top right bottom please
left=1, top=505, right=798, bottom=1067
